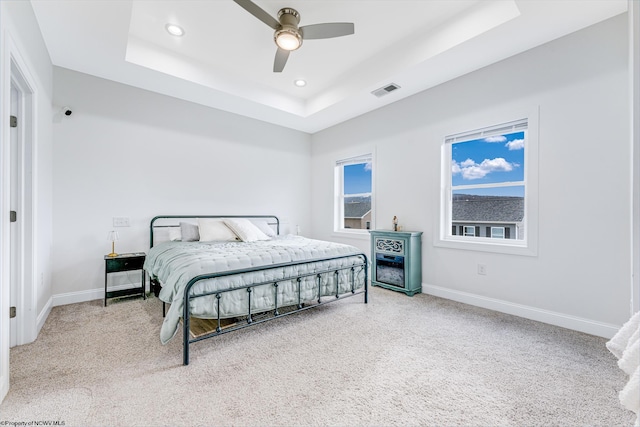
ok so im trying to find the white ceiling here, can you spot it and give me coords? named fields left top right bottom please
left=31, top=0, right=627, bottom=133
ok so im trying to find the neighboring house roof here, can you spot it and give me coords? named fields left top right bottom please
left=452, top=194, right=524, bottom=222
left=344, top=196, right=371, bottom=219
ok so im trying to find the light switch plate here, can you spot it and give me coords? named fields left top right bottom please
left=113, top=217, right=130, bottom=227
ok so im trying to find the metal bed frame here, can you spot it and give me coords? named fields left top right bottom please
left=148, top=215, right=368, bottom=365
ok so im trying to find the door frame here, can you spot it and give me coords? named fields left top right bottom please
left=1, top=31, right=37, bottom=403
left=9, top=60, right=36, bottom=347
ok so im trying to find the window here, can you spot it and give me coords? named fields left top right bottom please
left=335, top=154, right=373, bottom=233
left=438, top=114, right=538, bottom=256
left=491, top=227, right=505, bottom=239
left=464, top=226, right=476, bottom=237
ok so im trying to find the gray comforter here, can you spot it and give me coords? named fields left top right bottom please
left=144, top=235, right=365, bottom=344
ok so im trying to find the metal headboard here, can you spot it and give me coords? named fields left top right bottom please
left=149, top=215, right=280, bottom=248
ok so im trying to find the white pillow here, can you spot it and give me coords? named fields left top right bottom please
left=180, top=222, right=200, bottom=242
left=153, top=227, right=176, bottom=244
left=197, top=218, right=239, bottom=242
left=251, top=219, right=277, bottom=237
left=168, top=227, right=182, bottom=241
left=224, top=218, right=271, bottom=242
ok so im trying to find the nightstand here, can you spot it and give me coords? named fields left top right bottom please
left=104, top=252, right=146, bottom=306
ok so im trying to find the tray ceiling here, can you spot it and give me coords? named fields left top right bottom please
left=31, top=0, right=627, bottom=133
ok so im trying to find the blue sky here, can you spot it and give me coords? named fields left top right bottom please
left=344, top=162, right=372, bottom=195
left=451, top=131, right=525, bottom=197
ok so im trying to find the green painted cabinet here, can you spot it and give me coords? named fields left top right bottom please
left=369, top=230, right=423, bottom=296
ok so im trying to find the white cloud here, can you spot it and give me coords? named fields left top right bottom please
left=484, top=136, right=507, bottom=143
left=506, top=138, right=524, bottom=150
left=364, top=162, right=372, bottom=171
left=452, top=157, right=515, bottom=180
left=451, top=161, right=461, bottom=175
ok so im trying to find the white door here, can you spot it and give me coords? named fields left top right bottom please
left=9, top=83, right=19, bottom=348
left=2, top=33, right=38, bottom=405
left=9, top=85, right=20, bottom=347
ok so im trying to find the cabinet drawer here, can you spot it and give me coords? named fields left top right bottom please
left=106, top=256, right=145, bottom=273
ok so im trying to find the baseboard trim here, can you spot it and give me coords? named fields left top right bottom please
left=423, top=284, right=621, bottom=339
left=52, top=283, right=144, bottom=307
left=36, top=297, right=53, bottom=337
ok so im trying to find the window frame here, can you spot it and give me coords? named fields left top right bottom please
left=333, top=153, right=374, bottom=238
left=436, top=108, right=539, bottom=256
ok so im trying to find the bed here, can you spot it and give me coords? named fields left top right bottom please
left=144, top=215, right=369, bottom=365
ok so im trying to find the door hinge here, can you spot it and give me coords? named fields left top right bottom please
left=10, top=115, right=17, bottom=128
left=10, top=210, right=17, bottom=223
left=10, top=306, right=16, bottom=318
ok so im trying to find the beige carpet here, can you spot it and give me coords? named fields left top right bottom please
left=1, top=287, right=635, bottom=427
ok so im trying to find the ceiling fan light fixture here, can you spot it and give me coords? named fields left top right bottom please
left=165, top=23, right=185, bottom=37
left=275, top=28, right=302, bottom=51
left=233, top=1, right=354, bottom=72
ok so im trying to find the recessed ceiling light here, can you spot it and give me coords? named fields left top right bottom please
left=165, top=23, right=185, bottom=37
left=294, top=79, right=307, bottom=87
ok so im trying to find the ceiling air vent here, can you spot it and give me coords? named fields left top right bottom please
left=371, top=83, right=401, bottom=98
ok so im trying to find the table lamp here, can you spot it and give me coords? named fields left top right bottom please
left=107, top=230, right=119, bottom=257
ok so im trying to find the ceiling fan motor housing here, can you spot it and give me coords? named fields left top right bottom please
left=274, top=8, right=302, bottom=50
left=277, top=8, right=300, bottom=26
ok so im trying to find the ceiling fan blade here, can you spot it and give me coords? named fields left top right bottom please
left=233, top=0, right=280, bottom=30
left=273, top=48, right=290, bottom=72
left=300, top=23, right=354, bottom=40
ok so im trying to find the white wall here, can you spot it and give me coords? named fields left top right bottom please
left=1, top=0, right=54, bottom=401
left=51, top=68, right=311, bottom=302
left=630, top=0, right=640, bottom=315
left=311, top=15, right=630, bottom=337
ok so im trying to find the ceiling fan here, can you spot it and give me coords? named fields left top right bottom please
left=233, top=0, right=355, bottom=72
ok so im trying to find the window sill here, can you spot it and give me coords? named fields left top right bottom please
left=332, top=230, right=371, bottom=241
left=435, top=236, right=537, bottom=256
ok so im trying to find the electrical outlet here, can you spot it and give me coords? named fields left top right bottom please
left=113, top=216, right=130, bottom=227
left=477, top=264, right=487, bottom=275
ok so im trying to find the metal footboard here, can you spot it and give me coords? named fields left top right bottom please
left=182, top=253, right=368, bottom=365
